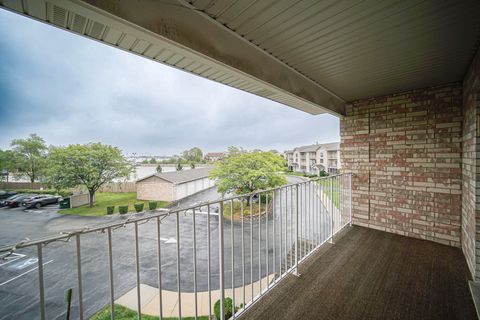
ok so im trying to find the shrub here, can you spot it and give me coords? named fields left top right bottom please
left=134, top=203, right=144, bottom=213
left=118, top=205, right=128, bottom=214
left=7, top=188, right=72, bottom=197
left=214, top=297, right=236, bottom=320
left=106, top=206, right=115, bottom=215
left=148, top=201, right=158, bottom=210
left=319, top=170, right=328, bottom=177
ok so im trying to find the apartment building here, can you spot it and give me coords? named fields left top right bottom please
left=285, top=142, right=341, bottom=175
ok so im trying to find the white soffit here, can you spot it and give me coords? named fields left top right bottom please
left=191, top=0, right=480, bottom=101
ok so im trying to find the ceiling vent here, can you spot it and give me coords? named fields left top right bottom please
left=49, top=3, right=67, bottom=27
left=71, top=13, right=87, bottom=34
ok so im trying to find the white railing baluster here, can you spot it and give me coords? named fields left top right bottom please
left=107, top=228, right=115, bottom=320
left=219, top=202, right=225, bottom=320
left=156, top=217, right=163, bottom=320
left=133, top=223, right=141, bottom=320
left=37, top=244, right=46, bottom=320
left=192, top=208, right=197, bottom=320
left=76, top=234, right=84, bottom=320
left=176, top=211, right=182, bottom=320
left=207, top=204, right=212, bottom=319
left=231, top=199, right=235, bottom=319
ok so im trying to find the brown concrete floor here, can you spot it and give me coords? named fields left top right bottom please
left=238, top=226, right=476, bottom=320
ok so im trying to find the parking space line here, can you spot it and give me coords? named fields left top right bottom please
left=0, top=260, right=53, bottom=287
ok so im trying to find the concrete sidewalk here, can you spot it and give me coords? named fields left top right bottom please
left=116, top=274, right=275, bottom=317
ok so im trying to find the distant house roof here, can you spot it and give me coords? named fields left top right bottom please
left=136, top=167, right=212, bottom=184
left=319, top=142, right=340, bottom=150
left=205, top=152, right=225, bottom=157
left=284, top=150, right=294, bottom=154
left=295, top=144, right=321, bottom=152
left=294, top=142, right=340, bottom=153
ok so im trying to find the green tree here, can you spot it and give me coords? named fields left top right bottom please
left=156, top=164, right=162, bottom=173
left=227, top=146, right=243, bottom=155
left=210, top=152, right=287, bottom=195
left=46, top=143, right=132, bottom=207
left=10, top=133, right=47, bottom=185
left=0, top=149, right=17, bottom=182
left=182, top=147, right=203, bottom=162
left=149, top=157, right=157, bottom=164
left=176, top=162, right=183, bottom=171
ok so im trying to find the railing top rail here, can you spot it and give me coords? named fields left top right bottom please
left=0, top=173, right=351, bottom=254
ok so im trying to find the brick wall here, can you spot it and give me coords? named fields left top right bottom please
left=136, top=176, right=174, bottom=201
left=341, top=84, right=463, bottom=247
left=462, top=47, right=480, bottom=278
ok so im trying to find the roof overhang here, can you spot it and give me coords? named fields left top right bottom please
left=2, top=1, right=479, bottom=117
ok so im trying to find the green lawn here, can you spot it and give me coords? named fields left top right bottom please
left=283, top=171, right=318, bottom=178
left=59, top=192, right=168, bottom=217
left=317, top=179, right=340, bottom=208
left=91, top=304, right=209, bottom=320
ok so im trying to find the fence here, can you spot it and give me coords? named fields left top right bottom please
left=72, top=182, right=136, bottom=194
left=98, top=182, right=136, bottom=193
left=0, top=173, right=352, bottom=320
left=0, top=181, right=44, bottom=190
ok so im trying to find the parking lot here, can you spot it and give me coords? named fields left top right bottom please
left=0, top=204, right=300, bottom=319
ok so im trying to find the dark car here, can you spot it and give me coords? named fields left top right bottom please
left=0, top=194, right=23, bottom=207
left=21, top=195, right=62, bottom=209
left=0, top=190, right=18, bottom=200
left=3, top=194, right=37, bottom=208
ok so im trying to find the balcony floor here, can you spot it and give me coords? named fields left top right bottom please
left=239, top=226, right=476, bottom=320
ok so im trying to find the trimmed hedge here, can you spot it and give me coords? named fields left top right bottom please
left=118, top=205, right=128, bottom=214
left=106, top=206, right=115, bottom=215
left=7, top=189, right=72, bottom=197
left=134, top=203, right=144, bottom=213
left=148, top=201, right=158, bottom=210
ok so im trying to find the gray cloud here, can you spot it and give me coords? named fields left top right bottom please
left=0, top=9, right=339, bottom=156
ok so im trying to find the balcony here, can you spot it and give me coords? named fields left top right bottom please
left=238, top=226, right=475, bottom=320
left=1, top=1, right=480, bottom=320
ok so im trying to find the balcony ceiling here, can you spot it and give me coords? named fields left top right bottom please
left=192, top=0, right=480, bottom=101
left=1, top=0, right=480, bottom=116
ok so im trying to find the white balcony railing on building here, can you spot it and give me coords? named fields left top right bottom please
left=0, top=174, right=352, bottom=320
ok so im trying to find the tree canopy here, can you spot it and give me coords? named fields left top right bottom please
left=10, top=133, right=47, bottom=184
left=0, top=149, right=17, bottom=182
left=156, top=164, right=162, bottom=173
left=46, top=143, right=132, bottom=206
left=182, top=147, right=203, bottom=162
left=210, top=151, right=287, bottom=195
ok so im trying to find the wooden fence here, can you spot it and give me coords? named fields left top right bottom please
left=2, top=181, right=136, bottom=193
left=98, top=182, right=136, bottom=193
left=0, top=182, right=44, bottom=190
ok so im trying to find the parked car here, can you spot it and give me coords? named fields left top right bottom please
left=0, top=190, right=18, bottom=200
left=21, top=195, right=62, bottom=209
left=0, top=194, right=23, bottom=207
left=3, top=194, right=37, bottom=208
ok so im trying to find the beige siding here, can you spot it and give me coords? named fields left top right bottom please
left=173, top=178, right=215, bottom=201
left=136, top=176, right=174, bottom=202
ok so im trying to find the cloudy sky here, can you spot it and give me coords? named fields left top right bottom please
left=0, top=9, right=339, bottom=156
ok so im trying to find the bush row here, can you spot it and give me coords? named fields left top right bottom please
left=106, top=201, right=158, bottom=215
left=7, top=189, right=72, bottom=198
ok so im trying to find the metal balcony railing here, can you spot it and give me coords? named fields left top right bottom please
left=0, top=174, right=352, bottom=320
